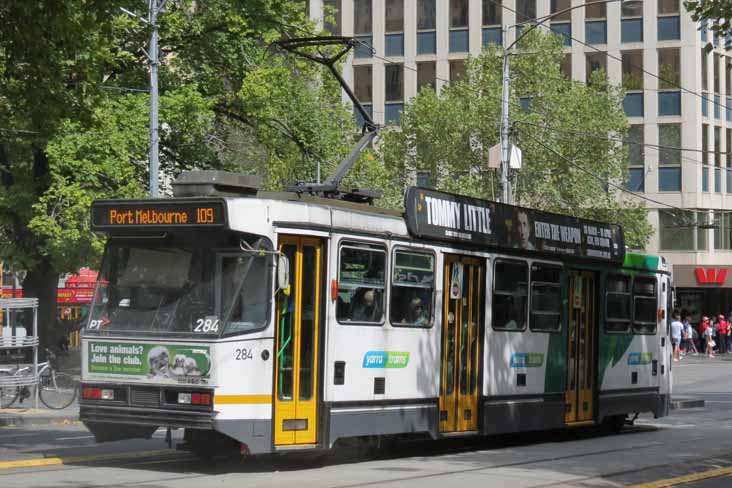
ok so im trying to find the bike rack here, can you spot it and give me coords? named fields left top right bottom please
left=0, top=298, right=39, bottom=409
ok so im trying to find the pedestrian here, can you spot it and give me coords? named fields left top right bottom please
left=683, top=315, right=698, bottom=355
left=726, top=313, right=732, bottom=352
left=718, top=314, right=728, bottom=354
left=700, top=316, right=710, bottom=354
left=670, top=312, right=683, bottom=362
left=704, top=317, right=716, bottom=358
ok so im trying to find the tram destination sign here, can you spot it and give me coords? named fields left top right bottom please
left=91, top=199, right=227, bottom=230
left=404, top=187, right=624, bottom=263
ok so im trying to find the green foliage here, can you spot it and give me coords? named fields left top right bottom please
left=379, top=31, right=652, bottom=249
left=685, top=1, right=732, bottom=38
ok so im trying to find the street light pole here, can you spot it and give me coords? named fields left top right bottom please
left=498, top=0, right=640, bottom=205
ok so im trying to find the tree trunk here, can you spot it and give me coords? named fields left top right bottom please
left=22, top=258, right=59, bottom=352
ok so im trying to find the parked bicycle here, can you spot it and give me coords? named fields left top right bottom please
left=0, top=348, right=78, bottom=409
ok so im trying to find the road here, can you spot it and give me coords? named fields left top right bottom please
left=2, top=355, right=732, bottom=487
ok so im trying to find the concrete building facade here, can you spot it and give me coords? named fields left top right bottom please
left=307, top=0, right=732, bottom=318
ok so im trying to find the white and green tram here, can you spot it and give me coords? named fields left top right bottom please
left=80, top=172, right=672, bottom=455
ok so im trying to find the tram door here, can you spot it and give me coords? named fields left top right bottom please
left=565, top=271, right=596, bottom=424
left=440, top=255, right=483, bottom=433
left=274, top=236, right=322, bottom=445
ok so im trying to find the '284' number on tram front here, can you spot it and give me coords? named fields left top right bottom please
left=194, top=318, right=219, bottom=333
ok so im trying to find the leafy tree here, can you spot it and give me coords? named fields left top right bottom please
left=685, top=1, right=732, bottom=38
left=0, top=1, right=373, bottom=344
left=379, top=31, right=653, bottom=248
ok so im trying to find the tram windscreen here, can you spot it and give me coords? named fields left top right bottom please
left=86, top=233, right=272, bottom=338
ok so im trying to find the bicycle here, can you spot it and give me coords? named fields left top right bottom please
left=0, top=349, right=78, bottom=409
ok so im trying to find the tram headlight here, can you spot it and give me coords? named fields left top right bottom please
left=100, top=389, right=114, bottom=400
left=178, top=393, right=192, bottom=404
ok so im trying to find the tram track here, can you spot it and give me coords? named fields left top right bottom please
left=0, top=424, right=691, bottom=488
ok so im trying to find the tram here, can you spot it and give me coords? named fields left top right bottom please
left=79, top=172, right=672, bottom=455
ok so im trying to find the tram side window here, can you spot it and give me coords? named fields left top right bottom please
left=632, top=277, right=657, bottom=334
left=390, top=250, right=434, bottom=327
left=492, top=260, right=528, bottom=331
left=605, top=275, right=631, bottom=333
left=530, top=264, right=561, bottom=332
left=336, top=243, right=386, bottom=324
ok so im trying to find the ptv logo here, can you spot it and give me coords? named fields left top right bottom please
left=695, top=268, right=728, bottom=285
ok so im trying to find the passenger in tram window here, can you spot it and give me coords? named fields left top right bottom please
left=351, top=289, right=382, bottom=322
left=405, top=297, right=430, bottom=326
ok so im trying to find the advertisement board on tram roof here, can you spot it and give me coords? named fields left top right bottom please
left=404, top=187, right=625, bottom=264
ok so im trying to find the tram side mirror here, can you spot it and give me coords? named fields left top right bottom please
left=277, top=254, right=291, bottom=296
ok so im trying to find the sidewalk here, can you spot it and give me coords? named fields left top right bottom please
left=0, top=403, right=79, bottom=427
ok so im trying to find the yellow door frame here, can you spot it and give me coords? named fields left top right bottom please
left=274, top=236, right=322, bottom=445
left=440, top=255, right=483, bottom=433
left=565, top=271, right=596, bottom=424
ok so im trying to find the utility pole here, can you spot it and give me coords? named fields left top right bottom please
left=500, top=25, right=511, bottom=205
left=148, top=0, right=163, bottom=198
left=121, top=0, right=166, bottom=198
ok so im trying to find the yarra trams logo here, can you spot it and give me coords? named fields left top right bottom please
left=695, top=268, right=728, bottom=284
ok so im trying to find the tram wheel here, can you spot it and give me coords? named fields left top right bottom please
left=601, top=415, right=626, bottom=433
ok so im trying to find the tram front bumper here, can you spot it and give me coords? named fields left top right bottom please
left=80, top=382, right=214, bottom=433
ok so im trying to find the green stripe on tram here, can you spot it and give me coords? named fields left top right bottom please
left=623, top=253, right=660, bottom=270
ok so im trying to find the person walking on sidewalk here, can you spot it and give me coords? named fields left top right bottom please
left=727, top=313, right=732, bottom=352
left=718, top=314, right=728, bottom=354
left=704, top=317, right=716, bottom=358
left=699, top=316, right=710, bottom=352
left=671, top=313, right=683, bottom=362
left=683, top=315, right=698, bottom=355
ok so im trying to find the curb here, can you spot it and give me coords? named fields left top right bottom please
left=670, top=398, right=705, bottom=410
left=0, top=413, right=79, bottom=427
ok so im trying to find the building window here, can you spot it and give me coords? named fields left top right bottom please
left=621, top=2, right=643, bottom=43
left=703, top=92, right=709, bottom=117
left=715, top=53, right=721, bottom=94
left=353, top=65, right=372, bottom=104
left=449, top=59, right=466, bottom=83
left=716, top=126, right=723, bottom=192
left=482, top=0, right=502, bottom=46
left=449, top=0, right=469, bottom=52
left=586, top=51, right=607, bottom=84
left=727, top=128, right=732, bottom=191
left=354, top=65, right=373, bottom=126
left=417, top=61, right=436, bottom=91
left=622, top=50, right=643, bottom=91
left=417, top=0, right=436, bottom=54
left=336, top=243, right=386, bottom=324
left=389, top=250, right=434, bottom=328
left=353, top=0, right=372, bottom=57
left=657, top=0, right=680, bottom=40
left=323, top=0, right=341, bottom=35
left=550, top=0, right=571, bottom=46
left=715, top=213, right=732, bottom=250
left=529, top=264, right=561, bottom=333
left=625, top=125, right=644, bottom=192
left=658, top=48, right=681, bottom=116
left=659, top=210, right=708, bottom=251
left=492, top=260, right=528, bottom=331
left=702, top=49, right=708, bottom=91
left=516, top=0, right=536, bottom=21
left=586, top=20, right=607, bottom=44
left=385, top=0, right=404, bottom=57
left=658, top=124, right=681, bottom=191
left=623, top=93, right=644, bottom=117
left=385, top=64, right=404, bottom=125
left=560, top=53, right=572, bottom=79
left=702, top=124, right=709, bottom=192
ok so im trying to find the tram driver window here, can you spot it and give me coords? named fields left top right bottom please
left=220, top=254, right=270, bottom=336
left=336, top=243, right=386, bottom=324
left=530, top=264, right=561, bottom=332
left=390, top=250, right=434, bottom=327
left=492, top=260, right=528, bottom=331
left=632, top=277, right=657, bottom=334
left=605, top=275, right=631, bottom=333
